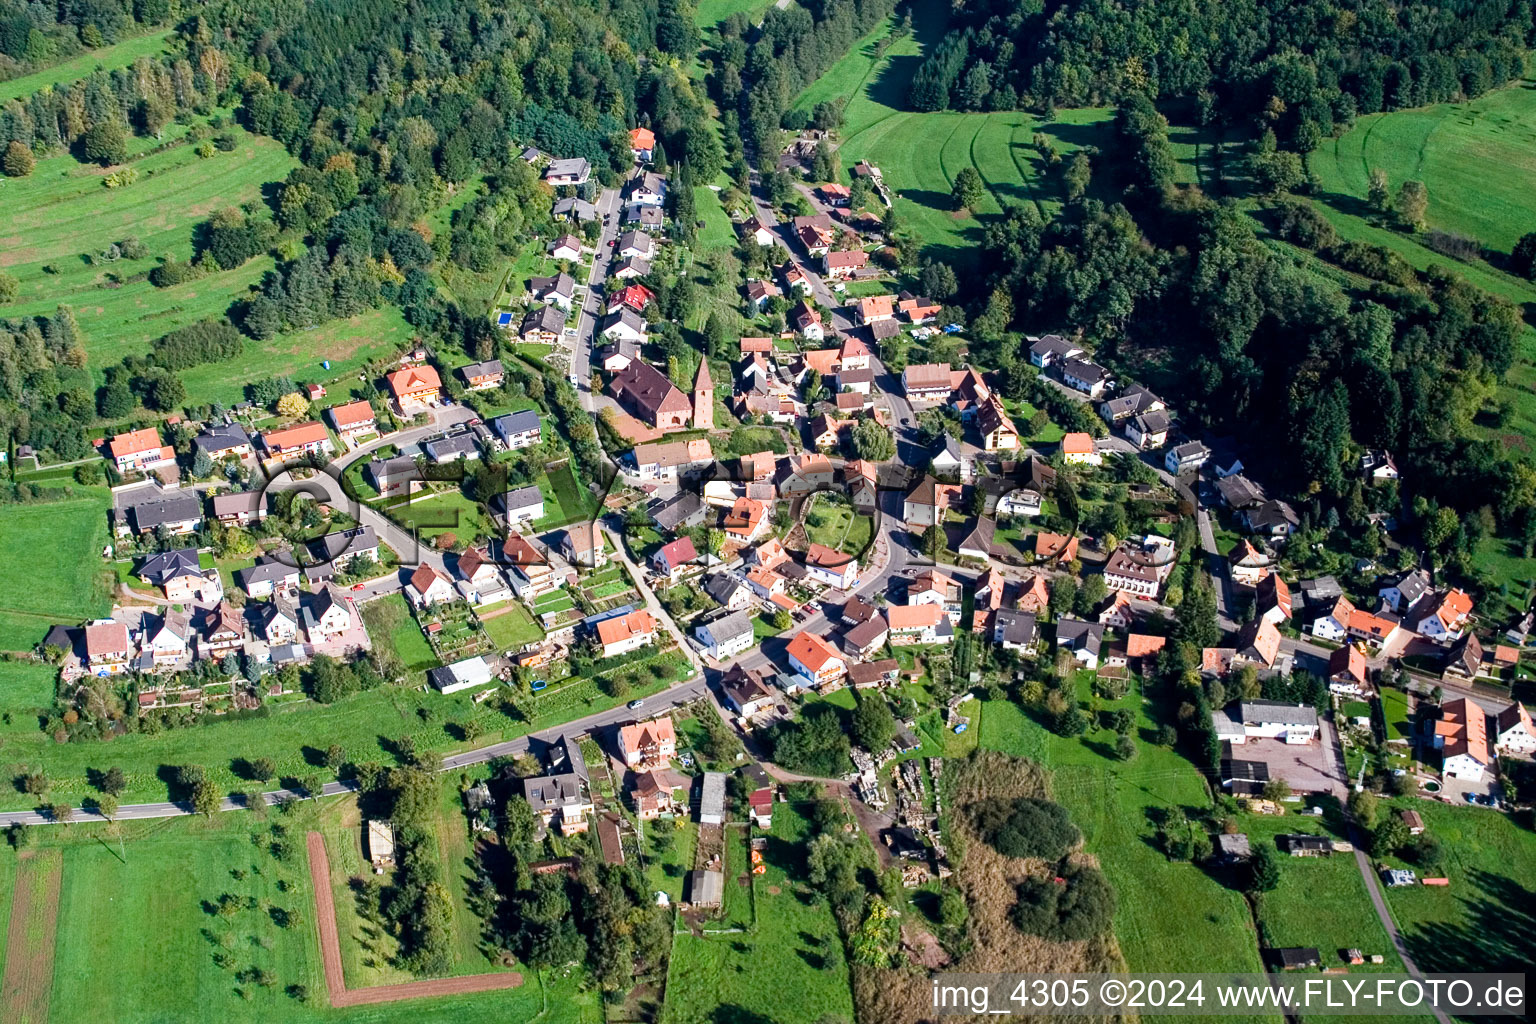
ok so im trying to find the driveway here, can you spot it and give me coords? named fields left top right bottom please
left=1235, top=736, right=1345, bottom=796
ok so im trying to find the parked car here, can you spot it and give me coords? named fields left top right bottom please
left=627, top=699, right=645, bottom=710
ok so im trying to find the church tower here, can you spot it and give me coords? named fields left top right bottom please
left=692, top=358, right=714, bottom=430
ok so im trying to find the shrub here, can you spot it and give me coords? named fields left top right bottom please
left=972, top=796, right=1080, bottom=861
left=1010, top=863, right=1116, bottom=940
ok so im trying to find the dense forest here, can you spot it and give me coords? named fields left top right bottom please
left=910, top=0, right=1533, bottom=145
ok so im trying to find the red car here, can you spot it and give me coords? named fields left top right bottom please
left=352, top=583, right=366, bottom=591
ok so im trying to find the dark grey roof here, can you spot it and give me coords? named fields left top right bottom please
left=650, top=490, right=704, bottom=531
left=459, top=359, right=504, bottom=381
left=551, top=197, right=597, bottom=221
left=308, top=527, right=378, bottom=563
left=529, top=272, right=576, bottom=300
left=625, top=204, right=664, bottom=226
left=700, top=610, right=754, bottom=645
left=603, top=307, right=647, bottom=336
left=239, top=557, right=298, bottom=588
left=137, top=547, right=202, bottom=584
left=209, top=491, right=264, bottom=518
left=1055, top=616, right=1103, bottom=656
left=492, top=409, right=542, bottom=441
left=616, top=230, right=653, bottom=255
left=1168, top=440, right=1209, bottom=460
left=126, top=491, right=203, bottom=533
left=1240, top=700, right=1318, bottom=727
left=499, top=484, right=545, bottom=513
left=194, top=422, right=250, bottom=454
left=424, top=431, right=480, bottom=461
left=614, top=255, right=652, bottom=277
left=1388, top=569, right=1432, bottom=604
left=957, top=516, right=996, bottom=555
left=521, top=305, right=566, bottom=335
left=995, top=609, right=1038, bottom=646
left=1131, top=408, right=1170, bottom=434
left=1244, top=499, right=1299, bottom=530
left=843, top=615, right=890, bottom=653
left=1061, top=357, right=1109, bottom=384
left=366, top=454, right=420, bottom=488
left=1029, top=335, right=1078, bottom=358
left=1220, top=758, right=1270, bottom=783
left=703, top=571, right=748, bottom=606
left=1216, top=474, right=1266, bottom=509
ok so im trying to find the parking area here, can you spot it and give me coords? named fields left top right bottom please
left=1236, top=736, right=1345, bottom=796
left=1435, top=770, right=1501, bottom=805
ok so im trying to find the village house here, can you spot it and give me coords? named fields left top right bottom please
left=199, top=601, right=245, bottom=658
left=1494, top=701, right=1536, bottom=755
left=652, top=536, right=699, bottom=582
left=255, top=599, right=300, bottom=644
left=326, top=400, right=377, bottom=442
left=723, top=496, right=769, bottom=544
left=522, top=735, right=593, bottom=834
left=611, top=255, right=652, bottom=280
left=208, top=490, right=266, bottom=528
left=260, top=420, right=334, bottom=459
left=1056, top=617, right=1104, bottom=669
left=1256, top=573, right=1292, bottom=625
left=902, top=475, right=953, bottom=528
left=527, top=272, right=577, bottom=311
left=423, top=430, right=481, bottom=463
left=365, top=454, right=422, bottom=497
left=632, top=437, right=714, bottom=481
left=138, top=547, right=223, bottom=603
left=803, top=544, right=859, bottom=589
left=1227, top=539, right=1272, bottom=586
left=140, top=610, right=191, bottom=670
left=1125, top=408, right=1171, bottom=449
left=1099, top=384, right=1165, bottom=425
left=108, top=427, right=175, bottom=474
left=304, top=584, right=354, bottom=642
left=993, top=609, right=1039, bottom=653
left=887, top=603, right=950, bottom=646
left=428, top=656, right=495, bottom=694
left=1028, top=335, right=1083, bottom=368
left=791, top=300, right=825, bottom=341
left=1213, top=700, right=1319, bottom=745
left=703, top=571, right=754, bottom=612
left=238, top=558, right=299, bottom=599
left=898, top=293, right=942, bottom=323
left=824, top=250, right=868, bottom=280
left=194, top=423, right=253, bottom=461
left=1102, top=536, right=1176, bottom=598
left=1035, top=531, right=1079, bottom=565
left=1328, top=644, right=1370, bottom=695
left=741, top=217, right=775, bottom=247
left=793, top=213, right=835, bottom=256
left=547, top=234, right=584, bottom=261
left=616, top=230, right=654, bottom=261
left=853, top=294, right=895, bottom=325
left=842, top=615, right=890, bottom=659
left=596, top=609, right=657, bottom=658
left=618, top=716, right=677, bottom=772
left=1164, top=441, right=1210, bottom=475
left=491, top=409, right=542, bottom=450
left=552, top=196, right=597, bottom=223
left=503, top=532, right=561, bottom=601
left=544, top=157, right=590, bottom=186
left=117, top=490, right=202, bottom=537
left=977, top=398, right=1019, bottom=451
left=1433, top=698, right=1490, bottom=781
left=406, top=564, right=456, bottom=609
left=745, top=279, right=780, bottom=310
left=1378, top=569, right=1431, bottom=614
left=494, top=484, right=546, bottom=526
left=1060, top=432, right=1100, bottom=465
left=695, top=610, right=755, bottom=660
left=1060, top=357, right=1111, bottom=398
left=562, top=522, right=607, bottom=570
left=786, top=630, right=847, bottom=689
left=84, top=620, right=134, bottom=675
left=385, top=364, right=442, bottom=411
left=629, top=126, right=655, bottom=161
left=902, top=362, right=953, bottom=402
left=602, top=307, right=648, bottom=344
left=781, top=261, right=812, bottom=295
left=459, top=359, right=505, bottom=391
left=1411, top=588, right=1474, bottom=644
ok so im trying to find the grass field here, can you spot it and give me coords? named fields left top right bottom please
left=0, top=497, right=111, bottom=651
left=693, top=186, right=738, bottom=253
left=661, top=804, right=854, bottom=1024
left=977, top=693, right=1277, bottom=1024
left=480, top=603, right=544, bottom=651
left=692, top=0, right=767, bottom=26
left=1376, top=798, right=1536, bottom=976
left=0, top=118, right=412, bottom=404
left=1310, top=79, right=1536, bottom=254
left=0, top=28, right=177, bottom=105
left=12, top=798, right=595, bottom=1023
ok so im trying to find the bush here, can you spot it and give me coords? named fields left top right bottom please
left=1010, top=863, right=1116, bottom=940
left=973, top=796, right=1080, bottom=861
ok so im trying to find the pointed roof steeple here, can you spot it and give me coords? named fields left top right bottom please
left=693, top=357, right=713, bottom=393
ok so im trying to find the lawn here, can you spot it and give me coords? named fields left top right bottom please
left=480, top=603, right=545, bottom=651
left=693, top=185, right=738, bottom=253
left=0, top=496, right=112, bottom=651
left=693, top=0, right=766, bottom=26
left=1380, top=687, right=1413, bottom=743
left=662, top=803, right=854, bottom=1024
left=0, top=28, right=177, bottom=104
left=977, top=692, right=1277, bottom=1022
left=368, top=593, right=441, bottom=672
left=802, top=493, right=873, bottom=556
left=23, top=798, right=595, bottom=1024
left=387, top=488, right=498, bottom=544
left=1375, top=798, right=1536, bottom=977
left=1309, top=78, right=1536, bottom=255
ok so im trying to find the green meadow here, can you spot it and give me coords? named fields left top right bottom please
left=0, top=496, right=112, bottom=651
left=0, top=28, right=178, bottom=105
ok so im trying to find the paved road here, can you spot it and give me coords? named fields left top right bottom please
left=748, top=176, right=854, bottom=332
left=573, top=186, right=624, bottom=405
left=0, top=673, right=709, bottom=827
